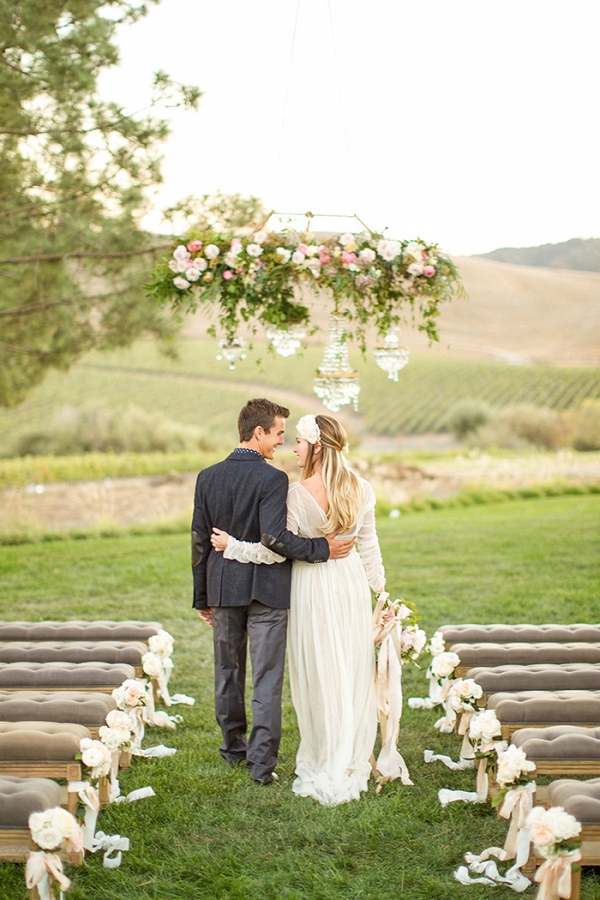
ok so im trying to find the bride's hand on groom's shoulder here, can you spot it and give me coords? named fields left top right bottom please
left=211, top=528, right=229, bottom=552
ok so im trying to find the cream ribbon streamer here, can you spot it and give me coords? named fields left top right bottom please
left=131, top=744, right=177, bottom=758
left=534, top=849, right=582, bottom=900
left=67, top=781, right=99, bottom=850
left=436, top=758, right=489, bottom=805
left=25, top=852, right=72, bottom=900
left=408, top=668, right=444, bottom=709
left=372, top=594, right=413, bottom=787
left=423, top=749, right=475, bottom=770
left=453, top=783, right=536, bottom=891
left=90, top=832, right=130, bottom=869
left=113, top=785, right=156, bottom=803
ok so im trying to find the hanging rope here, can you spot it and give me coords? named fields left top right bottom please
left=275, top=0, right=301, bottom=197
left=327, top=0, right=357, bottom=215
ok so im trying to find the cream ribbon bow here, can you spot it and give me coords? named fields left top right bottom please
left=67, top=780, right=99, bottom=851
left=534, top=849, right=582, bottom=900
left=26, top=851, right=72, bottom=900
left=90, top=831, right=130, bottom=869
left=371, top=593, right=413, bottom=788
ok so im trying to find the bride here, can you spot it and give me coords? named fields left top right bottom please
left=210, top=413, right=386, bottom=807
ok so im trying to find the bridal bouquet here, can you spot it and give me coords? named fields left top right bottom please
left=373, top=596, right=427, bottom=665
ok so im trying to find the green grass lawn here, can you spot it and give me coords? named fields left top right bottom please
left=0, top=495, right=599, bottom=899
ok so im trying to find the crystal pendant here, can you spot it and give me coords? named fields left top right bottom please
left=216, top=336, right=247, bottom=370
left=266, top=324, right=306, bottom=358
left=373, top=329, right=410, bottom=381
left=314, top=315, right=360, bottom=412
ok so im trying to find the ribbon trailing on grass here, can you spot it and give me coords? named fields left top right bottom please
left=25, top=852, right=72, bottom=900
left=534, top=849, right=582, bottom=900
left=372, top=593, right=412, bottom=787
left=453, top=782, right=536, bottom=892
left=90, top=832, right=130, bottom=869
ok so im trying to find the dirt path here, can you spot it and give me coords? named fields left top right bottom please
left=2, top=451, right=599, bottom=534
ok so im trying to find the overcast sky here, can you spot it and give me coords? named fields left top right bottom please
left=99, top=0, right=600, bottom=255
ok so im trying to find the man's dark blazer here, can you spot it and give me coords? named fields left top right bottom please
left=192, top=449, right=330, bottom=610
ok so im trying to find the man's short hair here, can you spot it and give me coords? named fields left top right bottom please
left=238, top=398, right=290, bottom=442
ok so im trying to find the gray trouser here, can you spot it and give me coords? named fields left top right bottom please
left=212, top=601, right=288, bottom=781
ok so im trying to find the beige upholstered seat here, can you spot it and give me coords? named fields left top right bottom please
left=0, top=620, right=162, bottom=642
left=468, top=663, right=600, bottom=698
left=0, top=661, right=136, bottom=692
left=0, top=775, right=83, bottom=865
left=0, top=722, right=91, bottom=813
left=453, top=642, right=600, bottom=677
left=511, top=725, right=600, bottom=775
left=0, top=640, right=147, bottom=671
left=0, top=690, right=117, bottom=737
left=488, top=690, right=600, bottom=739
left=440, top=624, right=600, bottom=648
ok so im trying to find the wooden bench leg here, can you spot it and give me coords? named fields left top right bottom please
left=570, top=866, right=581, bottom=900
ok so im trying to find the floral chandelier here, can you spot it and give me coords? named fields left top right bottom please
left=148, top=217, right=461, bottom=411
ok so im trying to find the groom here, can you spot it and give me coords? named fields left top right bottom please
left=192, top=398, right=354, bottom=784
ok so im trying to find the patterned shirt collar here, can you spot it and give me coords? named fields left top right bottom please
left=233, top=447, right=263, bottom=459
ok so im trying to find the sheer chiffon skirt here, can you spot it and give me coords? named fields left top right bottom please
left=288, top=550, right=377, bottom=807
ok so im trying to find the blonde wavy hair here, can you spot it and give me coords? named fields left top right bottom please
left=301, top=415, right=363, bottom=534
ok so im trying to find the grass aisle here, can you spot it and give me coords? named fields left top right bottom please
left=0, top=495, right=598, bottom=899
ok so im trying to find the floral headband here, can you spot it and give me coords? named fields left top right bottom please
left=296, top=414, right=321, bottom=444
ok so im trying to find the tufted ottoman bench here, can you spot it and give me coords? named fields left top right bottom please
left=0, top=722, right=92, bottom=813
left=0, top=641, right=147, bottom=675
left=487, top=690, right=600, bottom=739
left=0, top=775, right=82, bottom=864
left=0, top=661, right=136, bottom=693
left=439, top=623, right=600, bottom=650
left=452, top=642, right=600, bottom=678
left=467, top=664, right=600, bottom=705
left=511, top=725, right=600, bottom=777
left=0, top=690, right=117, bottom=739
left=0, top=620, right=162, bottom=643
left=532, top=778, right=600, bottom=900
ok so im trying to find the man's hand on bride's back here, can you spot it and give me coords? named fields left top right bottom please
left=211, top=528, right=229, bottom=552
left=326, top=533, right=355, bottom=559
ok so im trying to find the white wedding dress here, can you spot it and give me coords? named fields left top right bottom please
left=224, top=478, right=385, bottom=807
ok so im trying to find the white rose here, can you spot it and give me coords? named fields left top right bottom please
left=359, top=248, right=376, bottom=263
left=223, top=253, right=238, bottom=268
left=306, top=245, right=320, bottom=256
left=204, top=244, right=220, bottom=259
left=339, top=232, right=355, bottom=246
left=469, top=709, right=502, bottom=744
left=407, top=263, right=424, bottom=276
left=173, top=245, right=190, bottom=261
left=173, top=276, right=190, bottom=290
left=148, top=630, right=174, bottom=659
left=194, top=257, right=208, bottom=272
left=186, top=268, right=200, bottom=281
left=254, top=230, right=268, bottom=244
left=496, top=745, right=535, bottom=787
left=99, top=724, right=131, bottom=749
left=246, top=243, right=263, bottom=258
left=431, top=651, right=460, bottom=680
left=276, top=248, right=291, bottom=263
left=547, top=807, right=582, bottom=842
left=377, top=239, right=401, bottom=262
left=291, top=251, right=305, bottom=265
left=306, top=258, right=321, bottom=278
left=29, top=811, right=64, bottom=850
left=395, top=602, right=412, bottom=621
left=168, top=259, right=178, bottom=272
left=460, top=678, right=483, bottom=700
left=142, top=651, right=163, bottom=678
left=429, top=631, right=446, bottom=656
left=411, top=628, right=427, bottom=657
left=105, top=709, right=131, bottom=729
left=80, top=738, right=110, bottom=770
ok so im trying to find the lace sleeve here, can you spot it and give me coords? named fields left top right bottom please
left=223, top=536, right=285, bottom=565
left=356, top=481, right=386, bottom=593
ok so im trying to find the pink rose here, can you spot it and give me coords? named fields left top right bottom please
left=342, top=251, right=357, bottom=265
left=223, top=270, right=234, bottom=280
left=187, top=240, right=203, bottom=252
left=297, top=244, right=308, bottom=255
left=423, top=265, right=436, bottom=277
left=319, top=252, right=331, bottom=265
left=421, top=251, right=428, bottom=260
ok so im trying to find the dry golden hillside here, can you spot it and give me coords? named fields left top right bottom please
left=184, top=256, right=600, bottom=367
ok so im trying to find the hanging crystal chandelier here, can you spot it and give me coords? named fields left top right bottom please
left=266, top=324, right=306, bottom=358
left=314, top=315, right=360, bottom=412
left=373, top=328, right=410, bottom=381
left=216, top=336, right=247, bottom=370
